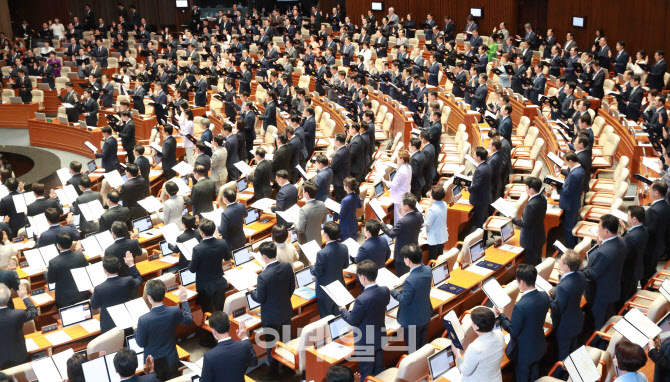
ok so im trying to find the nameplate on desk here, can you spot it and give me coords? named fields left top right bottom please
left=42, top=323, right=58, bottom=333
left=148, top=253, right=161, bottom=261
left=166, top=284, right=179, bottom=292
left=20, top=262, right=29, bottom=268
left=31, top=288, right=45, bottom=296
left=233, top=307, right=246, bottom=318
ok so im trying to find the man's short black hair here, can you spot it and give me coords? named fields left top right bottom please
left=356, top=259, right=378, bottom=281
left=111, top=221, right=127, bottom=238
left=525, top=176, right=542, bottom=193
left=199, top=218, right=216, bottom=236
left=113, top=348, right=139, bottom=378
left=628, top=205, right=645, bottom=223
left=223, top=189, right=237, bottom=203
left=323, top=221, right=341, bottom=240
left=102, top=255, right=120, bottom=274
left=259, top=241, right=277, bottom=259
left=365, top=219, right=381, bottom=236
left=600, top=214, right=619, bottom=235
left=45, top=207, right=61, bottom=224
left=515, top=263, right=537, bottom=286
left=208, top=311, right=231, bottom=334
left=326, top=365, right=355, bottom=382
left=145, top=278, right=166, bottom=302
left=400, top=244, right=422, bottom=264
left=402, top=192, right=417, bottom=210
left=56, top=232, right=73, bottom=250
left=303, top=181, right=318, bottom=198
left=475, top=146, right=488, bottom=161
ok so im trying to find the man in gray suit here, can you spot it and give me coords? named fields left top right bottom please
left=210, top=135, right=228, bottom=188
left=296, top=182, right=327, bottom=248
left=70, top=176, right=102, bottom=235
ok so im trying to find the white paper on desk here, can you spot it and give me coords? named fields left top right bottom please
left=138, top=196, right=163, bottom=213
left=172, top=161, right=194, bottom=176
left=107, top=304, right=134, bottom=329
left=32, top=355, right=65, bottom=382
left=25, top=338, right=39, bottom=352
left=322, top=198, right=341, bottom=214
left=491, top=198, right=517, bottom=218
left=149, top=169, right=163, bottom=178
left=610, top=208, right=628, bottom=222
left=161, top=255, right=180, bottom=264
left=430, top=288, right=454, bottom=301
left=249, top=198, right=275, bottom=211
left=467, top=265, right=493, bottom=276
left=564, top=345, right=601, bottom=382
left=368, top=198, right=387, bottom=220
left=277, top=204, right=301, bottom=223
left=176, top=237, right=199, bottom=261
left=12, top=194, right=27, bottom=214
left=482, top=279, right=512, bottom=309
left=71, top=266, right=94, bottom=292
left=299, top=240, right=321, bottom=264
left=150, top=142, right=163, bottom=154
left=535, top=275, right=553, bottom=293
left=20, top=266, right=41, bottom=276
left=321, top=280, right=355, bottom=307
left=80, top=319, right=101, bottom=333
left=613, top=308, right=662, bottom=347
left=317, top=341, right=354, bottom=360
left=159, top=223, right=181, bottom=245
left=376, top=268, right=402, bottom=289
left=342, top=238, right=360, bottom=257
left=464, top=154, right=478, bottom=167
left=225, top=267, right=258, bottom=290
left=642, top=157, right=662, bottom=174
left=234, top=161, right=253, bottom=176
left=444, top=367, right=463, bottom=382
left=547, top=152, right=565, bottom=167
left=181, top=360, right=203, bottom=376
left=31, top=292, right=54, bottom=305
left=499, top=244, right=523, bottom=254
left=44, top=330, right=72, bottom=346
left=173, top=288, right=197, bottom=299
left=24, top=248, right=47, bottom=270
left=243, top=227, right=256, bottom=236
left=84, top=141, right=98, bottom=153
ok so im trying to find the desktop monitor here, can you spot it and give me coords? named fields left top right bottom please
left=469, top=239, right=485, bottom=265
left=159, top=241, right=174, bottom=256
left=87, top=160, right=97, bottom=173
left=233, top=244, right=254, bottom=266
left=431, top=260, right=450, bottom=286
left=179, top=268, right=196, bottom=286
left=470, top=8, right=483, bottom=17
left=176, top=0, right=188, bottom=7
left=289, top=228, right=298, bottom=243
left=371, top=2, right=383, bottom=11
left=59, top=300, right=93, bottom=327
left=572, top=17, right=585, bottom=27
left=328, top=315, right=352, bottom=341
left=132, top=216, right=153, bottom=232
left=500, top=220, right=514, bottom=242
left=428, top=345, right=456, bottom=380
left=246, top=291, right=261, bottom=311
left=295, top=267, right=316, bottom=288
left=244, top=208, right=261, bottom=225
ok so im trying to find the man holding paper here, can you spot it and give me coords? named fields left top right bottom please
left=468, top=147, right=492, bottom=239
left=104, top=222, right=142, bottom=277
left=97, top=190, right=131, bottom=233
left=642, top=181, right=670, bottom=287
left=381, top=193, right=423, bottom=276
left=187, top=165, right=217, bottom=217
left=0, top=178, right=26, bottom=238
left=247, top=148, right=272, bottom=201
left=311, top=222, right=349, bottom=317
left=26, top=182, right=62, bottom=217
left=119, top=164, right=150, bottom=221
left=620, top=206, right=648, bottom=305
left=0, top=283, right=37, bottom=369
left=70, top=176, right=102, bottom=235
left=313, top=155, right=334, bottom=202
left=297, top=182, right=328, bottom=247
left=90, top=253, right=143, bottom=333
left=46, top=233, right=90, bottom=309
left=339, top=260, right=390, bottom=381
left=496, top=264, right=550, bottom=382
left=189, top=220, right=231, bottom=317
left=271, top=170, right=298, bottom=227
left=95, top=126, right=119, bottom=172
left=37, top=208, right=80, bottom=248
left=356, top=219, right=391, bottom=269
left=511, top=177, right=547, bottom=265
left=218, top=189, right=247, bottom=250
left=554, top=152, right=584, bottom=248
left=551, top=250, right=586, bottom=361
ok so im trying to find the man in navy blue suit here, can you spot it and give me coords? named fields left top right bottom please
left=189, top=219, right=231, bottom=317
left=620, top=206, right=648, bottom=305
left=249, top=241, right=295, bottom=379
left=311, top=222, right=349, bottom=318
left=218, top=189, right=247, bottom=250
left=555, top=152, right=584, bottom=248
left=497, top=264, right=550, bottom=382
left=339, top=260, right=390, bottom=381
left=381, top=193, right=423, bottom=276
left=90, top=254, right=143, bottom=333
left=36, top=208, right=80, bottom=248
left=313, top=155, right=334, bottom=202
left=135, top=278, right=193, bottom=380
left=104, top=221, right=142, bottom=277
left=46, top=232, right=89, bottom=309
left=355, top=219, right=391, bottom=269
left=95, top=126, right=119, bottom=172
left=392, top=244, right=432, bottom=353
left=642, top=181, right=670, bottom=287
left=468, top=147, right=492, bottom=238
left=0, top=178, right=27, bottom=237
left=511, top=177, right=547, bottom=265
left=200, top=312, right=258, bottom=382
left=584, top=214, right=627, bottom=329
left=551, top=250, right=586, bottom=361
left=112, top=348, right=159, bottom=382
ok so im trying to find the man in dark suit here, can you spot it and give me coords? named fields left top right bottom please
left=249, top=241, right=296, bottom=378
left=271, top=170, right=298, bottom=226
left=65, top=161, right=84, bottom=196
left=10, top=69, right=32, bottom=103
left=623, top=75, right=644, bottom=122
left=589, top=61, right=606, bottom=99
left=70, top=176, right=102, bottom=235
left=187, top=165, right=217, bottom=217
left=104, top=221, right=142, bottom=277
left=468, top=147, right=492, bottom=237
left=117, top=111, right=136, bottom=163
left=584, top=214, right=626, bottom=329
left=511, top=56, right=527, bottom=95
left=96, top=126, right=119, bottom=172
left=248, top=148, right=272, bottom=201
left=221, top=124, right=240, bottom=180
left=556, top=152, right=585, bottom=248
left=311, top=222, right=349, bottom=317
left=190, top=219, right=231, bottom=317
left=135, top=278, right=193, bottom=380
left=339, top=260, right=390, bottom=381
left=642, top=181, right=670, bottom=286
left=286, top=127, right=304, bottom=183
left=524, top=64, right=546, bottom=106
left=258, top=92, right=277, bottom=133
left=381, top=193, right=424, bottom=276
left=312, top=155, right=334, bottom=202
left=621, top=206, right=648, bottom=305
left=648, top=50, right=666, bottom=92
left=355, top=219, right=391, bottom=269
left=200, top=312, right=258, bottom=382
left=26, top=182, right=62, bottom=217
left=498, top=264, right=551, bottom=382
left=330, top=134, right=351, bottom=201
left=420, top=131, right=437, bottom=191
left=271, top=133, right=292, bottom=178
left=119, top=164, right=149, bottom=221
left=90, top=254, right=143, bottom=333
left=303, top=107, right=317, bottom=159
left=408, top=138, right=426, bottom=200
left=613, top=41, right=629, bottom=75
left=511, top=177, right=547, bottom=265
left=551, top=250, right=586, bottom=360
left=0, top=178, right=26, bottom=236
left=78, top=88, right=99, bottom=126
left=487, top=139, right=504, bottom=199
left=134, top=146, right=151, bottom=185
left=0, top=283, right=37, bottom=369
left=36, top=208, right=79, bottom=248
left=156, top=125, right=177, bottom=179
left=46, top=232, right=90, bottom=309
left=112, top=349, right=160, bottom=382
left=193, top=142, right=211, bottom=175
left=392, top=244, right=432, bottom=354
left=497, top=105, right=513, bottom=142
left=98, top=190, right=131, bottom=233
left=348, top=124, right=366, bottom=182
left=218, top=189, right=247, bottom=250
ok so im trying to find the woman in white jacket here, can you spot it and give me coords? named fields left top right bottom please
left=453, top=306, right=505, bottom=382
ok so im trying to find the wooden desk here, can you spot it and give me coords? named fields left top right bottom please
left=28, top=118, right=101, bottom=159
left=0, top=103, right=40, bottom=129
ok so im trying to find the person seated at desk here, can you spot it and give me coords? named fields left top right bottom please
left=0, top=283, right=37, bottom=369
left=27, top=182, right=62, bottom=217
left=37, top=208, right=79, bottom=248
left=200, top=312, right=258, bottom=382
left=46, top=232, right=89, bottom=309
left=452, top=307, right=505, bottom=382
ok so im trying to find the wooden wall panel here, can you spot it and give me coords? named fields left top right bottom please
left=547, top=0, right=670, bottom=64
left=346, top=0, right=518, bottom=41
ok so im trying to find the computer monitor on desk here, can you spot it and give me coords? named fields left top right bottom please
left=9, top=97, right=23, bottom=104
left=34, top=112, right=46, bottom=121
left=59, top=300, right=93, bottom=327
left=58, top=116, right=70, bottom=125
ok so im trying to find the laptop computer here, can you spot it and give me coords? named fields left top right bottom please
left=500, top=220, right=515, bottom=243
left=179, top=268, right=196, bottom=286
left=37, top=83, right=51, bottom=90
left=86, top=160, right=97, bottom=173
left=295, top=267, right=316, bottom=289
left=468, top=239, right=486, bottom=267
left=244, top=208, right=261, bottom=226
left=428, top=345, right=456, bottom=381
left=132, top=216, right=160, bottom=238
left=328, top=315, right=352, bottom=341
left=34, top=112, right=47, bottom=121
left=232, top=244, right=254, bottom=266
left=245, top=291, right=261, bottom=311
left=59, top=300, right=93, bottom=327
left=374, top=181, right=385, bottom=197
left=9, top=97, right=23, bottom=104
left=431, top=259, right=451, bottom=290
left=237, top=177, right=249, bottom=192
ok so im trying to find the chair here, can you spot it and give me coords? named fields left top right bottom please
left=512, top=138, right=544, bottom=173
left=431, top=248, right=460, bottom=271
left=107, top=57, right=119, bottom=68
left=86, top=327, right=125, bottom=356
left=31, top=90, right=44, bottom=104
left=589, top=157, right=629, bottom=191
left=298, top=75, right=311, bottom=90
left=592, top=134, right=620, bottom=169
left=454, top=229, right=484, bottom=269
left=222, top=291, right=247, bottom=316
left=273, top=315, right=332, bottom=372
left=1, top=89, right=15, bottom=103
left=2, top=362, right=37, bottom=382
left=364, top=344, right=435, bottom=382
left=55, top=77, right=68, bottom=90
left=504, top=162, right=544, bottom=198
left=142, top=273, right=176, bottom=307
left=511, top=126, right=539, bottom=157
left=536, top=257, right=555, bottom=281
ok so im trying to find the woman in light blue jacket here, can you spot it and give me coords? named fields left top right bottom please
left=425, top=185, right=449, bottom=261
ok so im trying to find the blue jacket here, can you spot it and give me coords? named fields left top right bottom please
left=90, top=265, right=144, bottom=333
left=341, top=284, right=390, bottom=350
left=135, top=303, right=193, bottom=367
left=311, top=241, right=349, bottom=317
left=218, top=202, right=247, bottom=250
left=201, top=338, right=258, bottom=382
left=37, top=224, right=80, bottom=248
left=557, top=166, right=585, bottom=213
left=338, top=193, right=361, bottom=241
left=469, top=162, right=492, bottom=207
left=355, top=236, right=391, bottom=269
left=189, top=238, right=231, bottom=294
left=392, top=265, right=432, bottom=327
left=96, top=136, right=119, bottom=172
left=382, top=211, right=423, bottom=268
left=499, top=289, right=550, bottom=364
left=584, top=236, right=627, bottom=306
left=250, top=261, right=295, bottom=326
left=313, top=168, right=333, bottom=202
left=550, top=271, right=585, bottom=339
